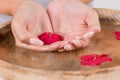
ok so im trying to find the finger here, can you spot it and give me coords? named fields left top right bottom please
left=13, top=27, right=63, bottom=52
left=36, top=41, right=64, bottom=52
left=64, top=43, right=75, bottom=51
left=64, top=35, right=82, bottom=50
left=12, top=26, right=44, bottom=46
left=11, top=17, right=29, bottom=43
left=12, top=17, right=62, bottom=51
left=16, top=39, right=63, bottom=52
left=11, top=18, right=43, bottom=46
left=42, top=11, right=53, bottom=32
left=71, top=39, right=82, bottom=48
left=30, top=10, right=53, bottom=34
left=80, top=38, right=90, bottom=47
left=59, top=41, right=69, bottom=49
left=58, top=41, right=69, bottom=52
left=13, top=26, right=44, bottom=50
left=83, top=31, right=95, bottom=39
left=58, top=49, right=64, bottom=52
left=57, top=39, right=74, bottom=51
left=29, top=38, right=44, bottom=45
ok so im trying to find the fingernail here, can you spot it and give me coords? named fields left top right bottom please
left=64, top=44, right=73, bottom=51
left=75, top=36, right=82, bottom=40
left=30, top=38, right=44, bottom=45
left=72, top=39, right=82, bottom=47
left=88, top=31, right=95, bottom=38
left=83, top=34, right=88, bottom=39
left=83, top=31, right=95, bottom=39
left=58, top=49, right=64, bottom=52
left=60, top=41, right=69, bottom=48
left=72, top=39, right=80, bottom=44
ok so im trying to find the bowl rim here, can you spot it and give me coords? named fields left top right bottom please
left=0, top=8, right=120, bottom=75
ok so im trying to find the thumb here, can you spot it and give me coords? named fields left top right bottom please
left=12, top=27, right=44, bottom=46
left=11, top=19, right=44, bottom=46
left=29, top=36, right=44, bottom=46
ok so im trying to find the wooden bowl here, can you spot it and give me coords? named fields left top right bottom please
left=0, top=8, right=120, bottom=80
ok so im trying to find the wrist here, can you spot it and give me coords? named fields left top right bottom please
left=0, top=0, right=34, bottom=15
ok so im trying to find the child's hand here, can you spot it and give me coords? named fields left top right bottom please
left=48, top=0, right=101, bottom=51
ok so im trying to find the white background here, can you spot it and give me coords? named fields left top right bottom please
left=91, top=0, right=120, bottom=10
left=0, top=0, right=120, bottom=24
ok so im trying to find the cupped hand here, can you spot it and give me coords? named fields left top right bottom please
left=11, top=1, right=61, bottom=51
left=48, top=0, right=101, bottom=51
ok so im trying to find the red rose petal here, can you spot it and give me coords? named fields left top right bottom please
left=81, top=60, right=101, bottom=66
left=80, top=61, right=90, bottom=65
left=90, top=61, right=101, bottom=66
left=99, top=57, right=112, bottom=63
left=80, top=54, right=98, bottom=61
left=114, top=31, right=120, bottom=36
left=114, top=31, right=120, bottom=40
left=38, top=32, right=63, bottom=45
left=100, top=54, right=108, bottom=57
left=80, top=54, right=112, bottom=66
left=116, top=36, right=120, bottom=40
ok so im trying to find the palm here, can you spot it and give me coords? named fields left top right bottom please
left=48, top=0, right=101, bottom=51
left=11, top=3, right=61, bottom=51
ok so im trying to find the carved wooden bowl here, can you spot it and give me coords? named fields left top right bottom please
left=0, top=8, right=120, bottom=80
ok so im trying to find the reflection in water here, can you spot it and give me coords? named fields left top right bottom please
left=0, top=24, right=120, bottom=71
left=11, top=47, right=81, bottom=71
